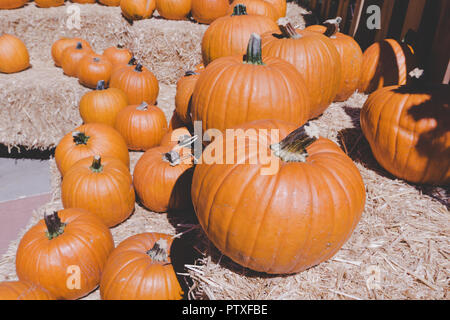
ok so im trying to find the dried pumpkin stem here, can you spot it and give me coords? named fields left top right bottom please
left=96, top=80, right=106, bottom=90
left=323, top=17, right=342, bottom=37
left=90, top=155, right=103, bottom=173
left=136, top=102, right=148, bottom=111
left=75, top=42, right=82, bottom=50
left=163, top=150, right=182, bottom=166
left=127, top=56, right=137, bottom=66
left=44, top=212, right=66, bottom=240
left=184, top=70, right=198, bottom=77
left=134, top=63, right=143, bottom=72
left=244, top=34, right=264, bottom=65
left=270, top=122, right=320, bottom=162
left=93, top=57, right=100, bottom=62
left=278, top=18, right=301, bottom=39
left=147, top=239, right=169, bottom=262
left=232, top=4, right=247, bottom=16
left=72, top=131, right=89, bottom=145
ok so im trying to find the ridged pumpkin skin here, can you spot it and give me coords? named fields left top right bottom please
left=192, top=119, right=366, bottom=274
left=77, top=53, right=113, bottom=88
left=358, top=39, right=416, bottom=94
left=62, top=156, right=135, bottom=227
left=360, top=83, right=450, bottom=185
left=51, top=38, right=91, bottom=67
left=227, top=0, right=278, bottom=21
left=133, top=145, right=194, bottom=212
left=306, top=23, right=363, bottom=102
left=175, top=71, right=201, bottom=124
left=100, top=233, right=183, bottom=300
left=16, top=209, right=115, bottom=300
left=0, top=0, right=27, bottom=9
left=263, top=0, right=285, bottom=19
left=70, top=0, right=96, bottom=3
left=60, top=42, right=93, bottom=77
left=99, top=0, right=121, bottom=6
left=109, top=63, right=159, bottom=105
left=0, top=34, right=30, bottom=74
left=160, top=126, right=191, bottom=147
left=35, top=0, right=65, bottom=7
left=261, top=26, right=341, bottom=118
left=191, top=0, right=229, bottom=24
left=114, top=102, right=168, bottom=151
left=55, top=123, right=130, bottom=176
left=120, top=0, right=156, bottom=20
left=79, top=82, right=129, bottom=127
left=103, top=46, right=133, bottom=66
left=0, top=281, right=55, bottom=300
left=201, top=9, right=278, bottom=65
left=156, top=0, right=191, bottom=20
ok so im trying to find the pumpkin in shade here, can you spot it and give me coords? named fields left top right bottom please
left=306, top=17, right=363, bottom=102
left=201, top=4, right=278, bottom=66
left=168, top=111, right=187, bottom=130
left=134, top=145, right=194, bottom=212
left=100, top=232, right=183, bottom=300
left=160, top=126, right=192, bottom=147
left=99, top=0, right=121, bottom=6
left=55, top=122, right=130, bottom=176
left=227, top=0, right=278, bottom=21
left=261, top=19, right=341, bottom=118
left=35, top=0, right=64, bottom=7
left=110, top=63, right=159, bottom=105
left=0, top=34, right=30, bottom=74
left=358, top=38, right=416, bottom=94
left=263, top=0, right=285, bottom=19
left=77, top=53, right=113, bottom=89
left=191, top=119, right=366, bottom=274
left=60, top=42, right=93, bottom=77
left=79, top=80, right=129, bottom=127
left=191, top=0, right=229, bottom=24
left=120, top=0, right=156, bottom=20
left=62, top=156, right=135, bottom=227
left=360, top=69, right=450, bottom=185
left=0, top=281, right=55, bottom=300
left=156, top=0, right=191, bottom=20
left=51, top=37, right=91, bottom=67
left=16, top=209, right=114, bottom=300
left=103, top=45, right=133, bottom=66
left=0, top=0, right=27, bottom=9
left=175, top=70, right=200, bottom=125
left=192, top=33, right=310, bottom=133
left=114, top=102, right=168, bottom=151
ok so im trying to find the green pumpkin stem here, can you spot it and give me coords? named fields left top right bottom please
left=323, top=17, right=342, bottom=38
left=232, top=4, right=247, bottom=16
left=147, top=239, right=169, bottom=262
left=270, top=122, right=320, bottom=162
left=278, top=18, right=301, bottom=39
left=136, top=101, right=148, bottom=111
left=135, top=63, right=143, bottom=72
left=44, top=212, right=66, bottom=240
left=244, top=33, right=264, bottom=65
left=72, top=131, right=90, bottom=145
left=75, top=42, right=82, bottom=49
left=90, top=155, right=103, bottom=173
left=96, top=80, right=106, bottom=90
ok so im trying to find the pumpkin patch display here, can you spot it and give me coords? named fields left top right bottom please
left=99, top=0, right=122, bottom=6
left=175, top=70, right=201, bottom=125
left=51, top=37, right=91, bottom=67
left=35, top=0, right=65, bottom=7
left=120, top=0, right=156, bottom=20
left=16, top=209, right=114, bottom=300
left=60, top=42, right=94, bottom=77
left=227, top=0, right=278, bottom=21
left=0, top=34, right=30, bottom=74
left=0, top=281, right=55, bottom=300
left=0, top=0, right=27, bottom=9
left=191, top=0, right=229, bottom=24
left=77, top=53, right=113, bottom=88
left=100, top=232, right=183, bottom=300
left=103, top=45, right=133, bottom=66
left=156, top=0, right=192, bottom=20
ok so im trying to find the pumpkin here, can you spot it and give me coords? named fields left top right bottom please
left=191, top=0, right=229, bottom=24
left=109, top=63, right=159, bottom=105
left=51, top=37, right=91, bottom=67
left=175, top=70, right=200, bottom=125
left=103, top=45, right=133, bottom=66
left=100, top=233, right=183, bottom=300
left=99, top=0, right=121, bottom=6
left=114, top=102, right=168, bottom=151
left=111, top=55, right=137, bottom=76
left=360, top=69, right=450, bottom=185
left=77, top=53, right=113, bottom=89
left=0, top=34, right=30, bottom=74
left=35, top=0, right=64, bottom=7
left=79, top=80, right=129, bottom=126
left=120, top=0, right=156, bottom=20
left=263, top=0, right=285, bottom=19
left=191, top=119, right=366, bottom=274
left=261, top=19, right=341, bottom=118
left=192, top=33, right=310, bottom=133
left=358, top=38, right=416, bottom=94
left=194, top=62, right=205, bottom=72
left=70, top=0, right=96, bottom=3
left=156, top=0, right=191, bottom=20
left=160, top=126, right=192, bottom=147
left=133, top=145, right=194, bottom=212
left=60, top=42, right=94, bottom=77
left=168, top=111, right=187, bottom=130
left=201, top=4, right=278, bottom=66
left=0, top=0, right=27, bottom=9
left=227, top=0, right=278, bottom=21
left=0, top=281, right=55, bottom=300
left=16, top=209, right=114, bottom=300
left=62, top=156, right=135, bottom=227
left=55, top=122, right=130, bottom=176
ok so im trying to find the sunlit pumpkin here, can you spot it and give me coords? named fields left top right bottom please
left=0, top=34, right=30, bottom=74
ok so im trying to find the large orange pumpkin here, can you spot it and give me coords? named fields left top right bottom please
left=77, top=53, right=113, bottom=89
left=263, top=0, right=285, bottom=19
left=306, top=17, right=363, bottom=102
left=35, top=0, right=64, bottom=7
left=103, top=45, right=133, bottom=66
left=60, top=42, right=94, bottom=77
left=202, top=4, right=278, bottom=66
left=192, top=33, right=310, bottom=133
left=191, top=119, right=366, bottom=274
left=227, top=0, right=278, bottom=21
left=99, top=0, right=121, bottom=6
left=16, top=209, right=114, bottom=300
left=0, top=281, right=55, bottom=300
left=0, top=0, right=27, bottom=9
left=191, top=0, right=229, bottom=24
left=360, top=69, right=450, bottom=185
left=62, top=156, right=135, bottom=227
left=51, top=37, right=91, bottom=67
left=175, top=70, right=201, bottom=125
left=261, top=19, right=341, bottom=118
left=0, top=34, right=30, bottom=74
left=156, top=0, right=191, bottom=20
left=79, top=80, right=129, bottom=127
left=100, top=233, right=183, bottom=300
left=120, top=0, right=156, bottom=20
left=55, top=123, right=130, bottom=176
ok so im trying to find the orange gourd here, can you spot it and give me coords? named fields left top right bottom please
left=103, top=45, right=133, bottom=66
left=191, top=0, right=229, bottom=24
left=0, top=281, right=55, bottom=300
left=51, top=37, right=91, bottom=67
left=0, top=34, right=30, bottom=74
left=120, top=0, right=156, bottom=20
left=99, top=0, right=121, bottom=6
left=77, top=53, right=113, bottom=89
left=156, top=0, right=191, bottom=20
left=60, top=42, right=93, bottom=77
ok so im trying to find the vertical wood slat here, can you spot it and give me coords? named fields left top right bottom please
left=374, top=0, right=396, bottom=42
left=324, top=0, right=333, bottom=19
left=309, top=0, right=318, bottom=11
left=349, top=0, right=365, bottom=37
left=321, top=0, right=331, bottom=19
left=400, top=0, right=427, bottom=39
left=338, top=0, right=351, bottom=34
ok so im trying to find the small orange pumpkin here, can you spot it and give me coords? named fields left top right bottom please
left=70, top=0, right=96, bottom=3
left=227, top=0, right=278, bottom=21
left=120, top=0, right=156, bottom=20
left=156, top=0, right=191, bottom=20
left=0, top=281, right=55, bottom=300
left=103, top=45, right=133, bottom=66
left=77, top=53, right=113, bottom=89
left=60, top=42, right=94, bottom=77
left=0, top=34, right=30, bottom=74
left=0, top=0, right=28, bottom=9
left=191, top=0, right=229, bottom=24
left=175, top=70, right=200, bottom=125
left=51, top=37, right=91, bottom=67
left=35, top=0, right=65, bottom=7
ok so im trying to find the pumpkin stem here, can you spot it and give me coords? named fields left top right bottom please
left=184, top=70, right=198, bottom=77
left=96, top=80, right=106, bottom=90
left=134, top=63, right=143, bottom=72
left=270, top=122, right=320, bottom=162
left=117, top=44, right=124, bottom=49
left=90, top=155, right=103, bottom=173
left=44, top=211, right=66, bottom=240
left=93, top=57, right=100, bottom=62
left=278, top=18, right=301, bottom=39
left=232, top=4, right=247, bottom=16
left=76, top=42, right=82, bottom=50
left=136, top=102, right=148, bottom=111
left=72, top=131, right=90, bottom=145
left=407, top=68, right=425, bottom=88
left=323, top=17, right=342, bottom=38
left=147, top=239, right=169, bottom=262
left=243, top=34, right=264, bottom=65
left=128, top=57, right=137, bottom=66
left=163, top=150, right=182, bottom=166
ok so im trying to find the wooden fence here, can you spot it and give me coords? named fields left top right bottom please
left=295, top=0, right=450, bottom=84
